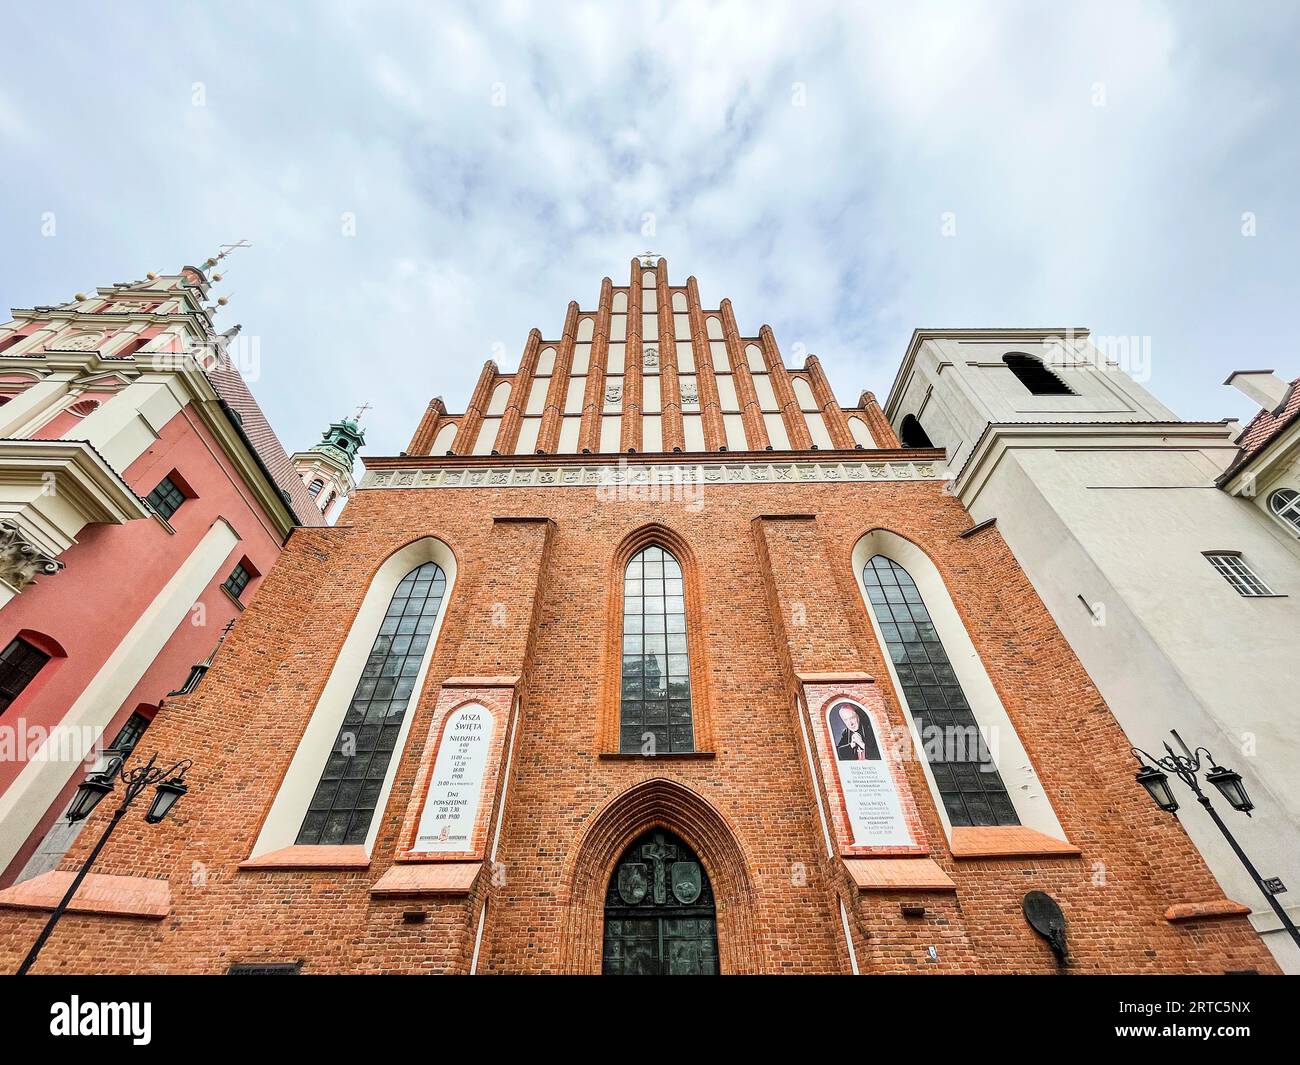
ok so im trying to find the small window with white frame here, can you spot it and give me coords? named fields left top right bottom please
left=1204, top=551, right=1275, bottom=597
left=1268, top=488, right=1300, bottom=535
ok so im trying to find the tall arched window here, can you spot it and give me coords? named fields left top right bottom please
left=296, top=561, right=447, bottom=845
left=307, top=478, right=325, bottom=498
left=899, top=414, right=933, bottom=449
left=862, top=555, right=1019, bottom=827
left=620, top=545, right=692, bottom=753
left=1269, top=488, right=1300, bottom=535
left=1002, top=353, right=1074, bottom=396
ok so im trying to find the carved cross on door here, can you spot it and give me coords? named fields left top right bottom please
left=641, top=832, right=679, bottom=904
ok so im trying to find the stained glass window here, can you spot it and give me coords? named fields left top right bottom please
left=296, top=561, right=446, bottom=846
left=862, top=555, right=1018, bottom=827
left=620, top=546, right=692, bottom=753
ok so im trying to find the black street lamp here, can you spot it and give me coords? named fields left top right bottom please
left=1132, top=730, right=1298, bottom=951
left=16, top=752, right=191, bottom=976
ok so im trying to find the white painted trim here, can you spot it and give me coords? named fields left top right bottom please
left=0, top=519, right=241, bottom=873
left=250, top=536, right=458, bottom=858
left=850, top=529, right=1067, bottom=841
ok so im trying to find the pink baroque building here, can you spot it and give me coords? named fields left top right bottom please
left=0, top=262, right=347, bottom=886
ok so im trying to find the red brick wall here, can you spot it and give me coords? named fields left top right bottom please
left=0, top=474, right=1277, bottom=974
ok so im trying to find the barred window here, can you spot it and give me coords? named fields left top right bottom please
left=1205, top=552, right=1274, bottom=597
left=145, top=475, right=187, bottom=521
left=0, top=637, right=51, bottom=715
left=862, top=555, right=1018, bottom=827
left=620, top=546, right=692, bottom=754
left=107, top=710, right=152, bottom=755
left=307, top=479, right=325, bottom=499
left=297, top=561, right=447, bottom=845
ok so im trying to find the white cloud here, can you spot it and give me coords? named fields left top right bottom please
left=1, top=0, right=1298, bottom=461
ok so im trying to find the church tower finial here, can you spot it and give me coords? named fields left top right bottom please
left=290, top=412, right=366, bottom=524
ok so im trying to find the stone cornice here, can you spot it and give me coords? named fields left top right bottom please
left=360, top=451, right=948, bottom=492
left=953, top=420, right=1238, bottom=508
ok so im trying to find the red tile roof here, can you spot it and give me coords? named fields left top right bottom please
left=1235, top=377, right=1300, bottom=461
left=205, top=353, right=327, bottom=527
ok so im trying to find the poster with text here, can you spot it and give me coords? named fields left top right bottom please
left=414, top=703, right=494, bottom=853
left=825, top=699, right=914, bottom=848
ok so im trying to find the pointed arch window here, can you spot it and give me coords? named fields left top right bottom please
left=620, top=545, right=693, bottom=753
left=862, top=555, right=1018, bottom=827
left=296, top=561, right=447, bottom=846
left=1002, top=353, right=1074, bottom=396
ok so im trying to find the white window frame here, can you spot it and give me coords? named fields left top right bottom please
left=1204, top=551, right=1276, bottom=597
left=249, top=536, right=457, bottom=858
left=850, top=529, right=1068, bottom=842
left=1268, top=488, right=1300, bottom=536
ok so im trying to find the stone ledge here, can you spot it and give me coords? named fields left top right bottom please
left=0, top=871, right=170, bottom=919
left=845, top=857, right=956, bottom=892
left=371, top=862, right=481, bottom=898
left=797, top=672, right=875, bottom=685
left=1165, top=899, right=1252, bottom=923
left=949, top=826, right=1082, bottom=859
left=441, top=675, right=519, bottom=689
left=238, top=845, right=370, bottom=871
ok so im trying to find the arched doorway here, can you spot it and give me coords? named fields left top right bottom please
left=602, top=827, right=718, bottom=975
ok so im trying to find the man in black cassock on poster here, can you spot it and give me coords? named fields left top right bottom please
left=833, top=702, right=881, bottom=761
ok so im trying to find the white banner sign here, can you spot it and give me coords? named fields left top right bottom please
left=414, top=703, right=494, bottom=853
left=825, top=699, right=914, bottom=848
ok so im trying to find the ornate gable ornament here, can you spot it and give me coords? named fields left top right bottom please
left=0, top=520, right=63, bottom=592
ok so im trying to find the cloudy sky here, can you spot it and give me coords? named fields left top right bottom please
left=2, top=1, right=1297, bottom=457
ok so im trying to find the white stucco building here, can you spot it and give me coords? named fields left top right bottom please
left=883, top=329, right=1300, bottom=971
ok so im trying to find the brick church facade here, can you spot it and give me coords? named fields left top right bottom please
left=0, top=257, right=1277, bottom=974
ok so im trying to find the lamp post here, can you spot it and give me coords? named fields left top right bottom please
left=1132, top=730, right=1299, bottom=951
left=16, top=752, right=191, bottom=976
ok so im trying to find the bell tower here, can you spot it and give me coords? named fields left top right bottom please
left=292, top=410, right=366, bottom=522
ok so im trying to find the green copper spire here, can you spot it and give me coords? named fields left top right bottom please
left=309, top=413, right=366, bottom=466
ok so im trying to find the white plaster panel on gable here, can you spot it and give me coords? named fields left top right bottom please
left=643, top=415, right=663, bottom=452
left=705, top=316, right=723, bottom=340
left=558, top=416, right=581, bottom=453
left=535, top=346, right=556, bottom=377
left=432, top=423, right=457, bottom=454
left=676, top=341, right=695, bottom=372
left=577, top=318, right=595, bottom=342
left=565, top=377, right=586, bottom=414
left=672, top=292, right=687, bottom=312
left=473, top=418, right=500, bottom=455
left=487, top=381, right=511, bottom=416
left=792, top=377, right=817, bottom=411
left=710, top=342, right=729, bottom=372
left=764, top=413, right=791, bottom=449
left=599, top=415, right=621, bottom=453
left=753, top=374, right=778, bottom=412
left=515, top=417, right=541, bottom=454
left=848, top=416, right=875, bottom=448
left=525, top=377, right=548, bottom=416
left=612, top=292, right=628, bottom=312
left=610, top=315, right=627, bottom=342
left=571, top=344, right=591, bottom=375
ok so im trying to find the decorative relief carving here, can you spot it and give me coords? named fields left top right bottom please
left=680, top=382, right=699, bottom=405
left=605, top=382, right=623, bottom=404
left=643, top=347, right=659, bottom=370
left=360, top=460, right=944, bottom=492
left=0, top=521, right=63, bottom=591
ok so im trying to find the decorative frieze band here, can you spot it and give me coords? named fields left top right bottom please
left=360, top=458, right=945, bottom=492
